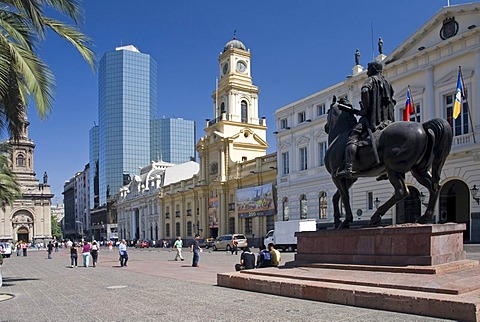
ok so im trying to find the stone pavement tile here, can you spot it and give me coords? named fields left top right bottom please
left=0, top=248, right=456, bottom=321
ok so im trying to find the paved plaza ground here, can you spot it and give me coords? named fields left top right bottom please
left=1, top=244, right=474, bottom=321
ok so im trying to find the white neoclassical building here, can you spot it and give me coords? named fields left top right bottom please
left=274, top=3, right=480, bottom=241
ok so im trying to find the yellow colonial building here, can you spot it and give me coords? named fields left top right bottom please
left=116, top=38, right=277, bottom=244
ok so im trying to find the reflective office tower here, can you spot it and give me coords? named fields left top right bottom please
left=89, top=125, right=99, bottom=209
left=151, top=117, right=196, bottom=164
left=98, top=45, right=158, bottom=205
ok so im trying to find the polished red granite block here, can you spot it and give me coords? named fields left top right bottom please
left=295, top=223, right=466, bottom=266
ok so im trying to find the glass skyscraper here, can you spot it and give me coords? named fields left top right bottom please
left=98, top=45, right=158, bottom=205
left=151, top=118, right=196, bottom=164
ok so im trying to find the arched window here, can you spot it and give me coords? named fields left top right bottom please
left=241, top=100, right=248, bottom=123
left=220, top=102, right=225, bottom=113
left=175, top=222, right=181, bottom=237
left=300, top=194, right=307, bottom=219
left=319, top=191, right=327, bottom=219
left=16, top=154, right=25, bottom=167
left=282, top=197, right=289, bottom=221
left=166, top=223, right=170, bottom=237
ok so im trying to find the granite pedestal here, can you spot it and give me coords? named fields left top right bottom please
left=218, top=223, right=480, bottom=321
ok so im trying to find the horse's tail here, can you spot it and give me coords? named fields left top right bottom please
left=422, top=118, right=453, bottom=188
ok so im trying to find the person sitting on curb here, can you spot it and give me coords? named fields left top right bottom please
left=235, top=247, right=255, bottom=271
left=256, top=244, right=272, bottom=268
left=268, top=243, right=281, bottom=267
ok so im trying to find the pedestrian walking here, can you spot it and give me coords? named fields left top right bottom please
left=190, top=234, right=202, bottom=267
left=22, top=242, right=27, bottom=256
left=231, top=239, right=238, bottom=255
left=54, top=240, right=59, bottom=252
left=108, top=240, right=113, bottom=252
left=16, top=242, right=21, bottom=256
left=47, top=241, right=54, bottom=259
left=70, top=242, right=78, bottom=267
left=90, top=241, right=99, bottom=267
left=173, top=236, right=184, bottom=261
left=119, top=239, right=128, bottom=267
left=81, top=241, right=91, bottom=268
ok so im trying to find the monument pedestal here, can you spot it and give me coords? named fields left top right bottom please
left=295, top=223, right=466, bottom=266
left=217, top=223, right=480, bottom=321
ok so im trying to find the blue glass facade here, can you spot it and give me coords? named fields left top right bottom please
left=98, top=46, right=157, bottom=205
left=151, top=118, right=196, bottom=164
left=89, top=125, right=99, bottom=208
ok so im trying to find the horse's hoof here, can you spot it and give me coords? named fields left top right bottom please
left=369, top=214, right=382, bottom=226
left=338, top=220, right=350, bottom=229
left=416, top=215, right=432, bottom=224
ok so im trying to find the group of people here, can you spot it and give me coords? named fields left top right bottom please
left=56, top=240, right=100, bottom=268
left=172, top=235, right=202, bottom=267
left=235, top=243, right=281, bottom=271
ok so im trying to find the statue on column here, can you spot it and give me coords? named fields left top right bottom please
left=378, top=37, right=384, bottom=55
left=355, top=49, right=360, bottom=65
left=43, top=171, right=48, bottom=184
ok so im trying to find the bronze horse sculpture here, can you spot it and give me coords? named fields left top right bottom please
left=324, top=96, right=453, bottom=228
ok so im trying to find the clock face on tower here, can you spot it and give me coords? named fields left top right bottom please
left=236, top=61, right=247, bottom=73
left=222, top=62, right=229, bottom=75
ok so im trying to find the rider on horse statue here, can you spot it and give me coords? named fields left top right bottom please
left=336, top=61, right=396, bottom=178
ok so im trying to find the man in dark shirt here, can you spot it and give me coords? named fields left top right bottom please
left=256, top=244, right=272, bottom=268
left=235, top=247, right=255, bottom=271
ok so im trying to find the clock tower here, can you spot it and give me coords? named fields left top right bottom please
left=195, top=36, right=270, bottom=237
left=197, top=37, right=268, bottom=184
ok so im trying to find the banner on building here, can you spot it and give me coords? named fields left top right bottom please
left=236, top=183, right=276, bottom=218
left=208, top=197, right=218, bottom=228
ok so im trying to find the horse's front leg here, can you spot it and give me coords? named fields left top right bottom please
left=332, top=190, right=342, bottom=228
left=370, top=171, right=409, bottom=225
left=335, top=178, right=356, bottom=229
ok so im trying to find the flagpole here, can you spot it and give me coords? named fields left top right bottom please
left=459, top=66, right=476, bottom=143
left=409, top=85, right=417, bottom=122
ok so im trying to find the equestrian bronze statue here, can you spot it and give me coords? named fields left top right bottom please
left=324, top=96, right=452, bottom=228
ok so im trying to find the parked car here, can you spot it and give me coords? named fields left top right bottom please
left=206, top=238, right=215, bottom=249
left=136, top=240, right=150, bottom=248
left=212, top=234, right=247, bottom=251
left=0, top=242, right=12, bottom=258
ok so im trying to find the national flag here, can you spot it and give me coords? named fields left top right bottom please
left=403, top=87, right=414, bottom=121
left=453, top=68, right=464, bottom=119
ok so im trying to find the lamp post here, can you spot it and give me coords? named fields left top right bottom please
left=471, top=185, right=480, bottom=205
left=374, top=197, right=381, bottom=209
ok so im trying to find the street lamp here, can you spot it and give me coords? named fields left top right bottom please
left=419, top=192, right=430, bottom=207
left=374, top=197, right=381, bottom=209
left=471, top=185, right=480, bottom=205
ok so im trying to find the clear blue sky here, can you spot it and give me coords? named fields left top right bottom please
left=24, top=0, right=472, bottom=204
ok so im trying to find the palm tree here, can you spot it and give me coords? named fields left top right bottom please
left=0, top=0, right=95, bottom=204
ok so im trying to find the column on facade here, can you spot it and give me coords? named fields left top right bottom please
left=475, top=49, right=480, bottom=131
left=425, top=66, right=435, bottom=120
left=228, top=92, right=235, bottom=118
left=219, top=190, right=225, bottom=234
left=130, top=208, right=135, bottom=241
left=199, top=192, right=207, bottom=236
left=220, top=147, right=226, bottom=181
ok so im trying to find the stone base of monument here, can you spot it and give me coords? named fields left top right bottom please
left=217, top=223, right=480, bottom=321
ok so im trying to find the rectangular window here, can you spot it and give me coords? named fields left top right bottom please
left=282, top=152, right=289, bottom=175
left=445, top=93, right=469, bottom=137
left=409, top=103, right=421, bottom=122
left=318, top=142, right=327, bottom=167
left=298, top=111, right=306, bottom=124
left=299, top=147, right=308, bottom=171
left=244, top=218, right=252, bottom=234
left=367, top=192, right=373, bottom=210
left=280, top=118, right=288, bottom=129
left=316, top=103, right=326, bottom=117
